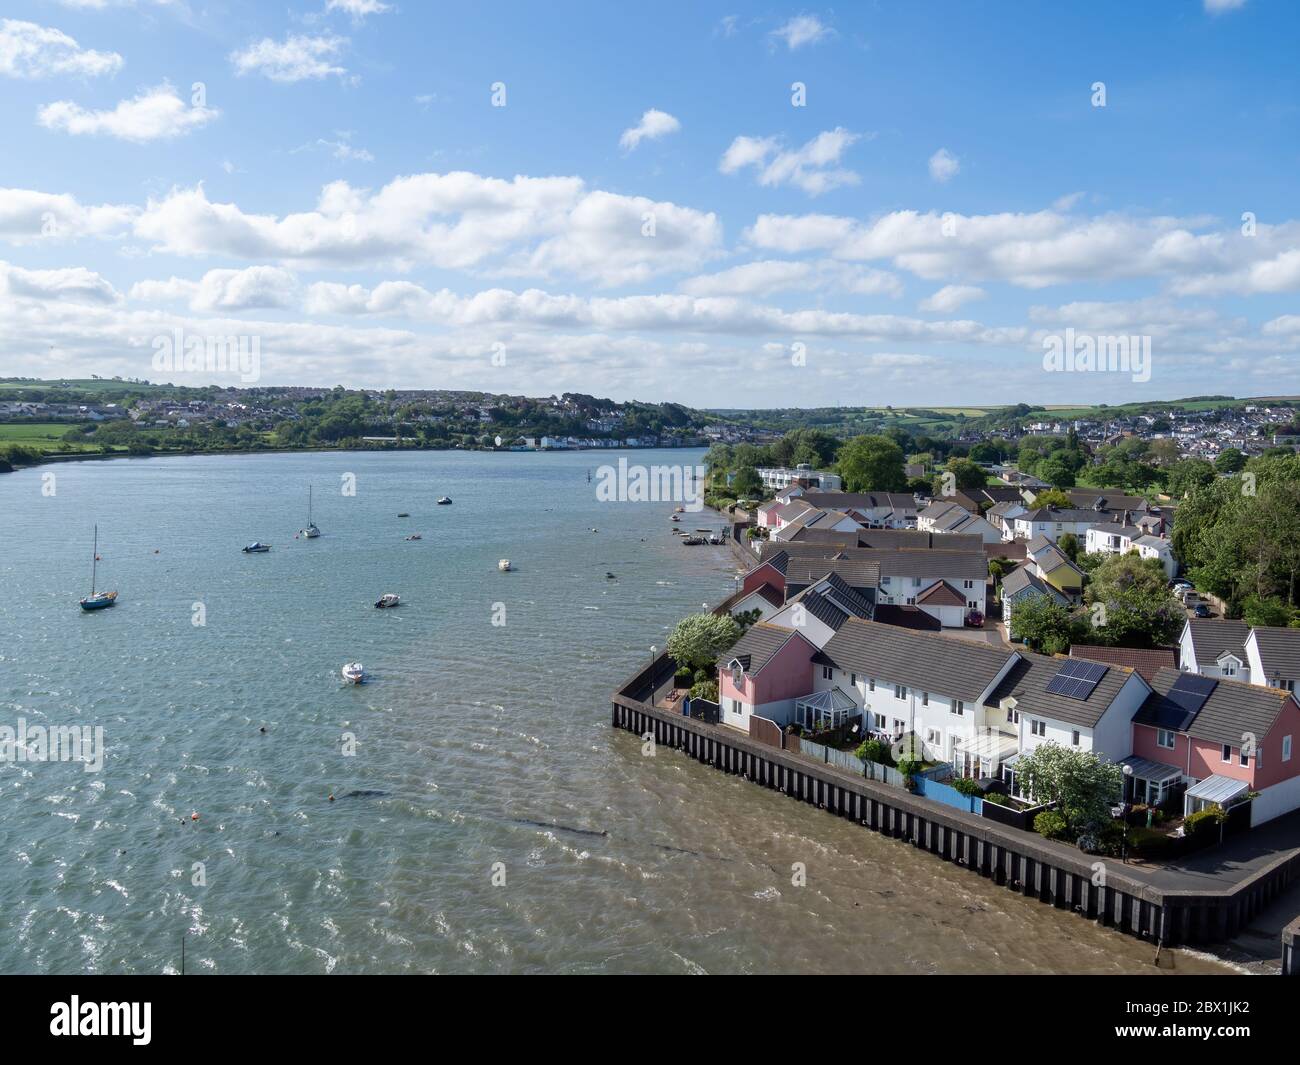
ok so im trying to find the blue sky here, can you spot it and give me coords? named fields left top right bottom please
left=2, top=0, right=1298, bottom=407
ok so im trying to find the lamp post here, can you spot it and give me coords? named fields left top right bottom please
left=1121, top=763, right=1133, bottom=864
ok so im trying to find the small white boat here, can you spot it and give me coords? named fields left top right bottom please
left=341, top=662, right=365, bottom=684
left=498, top=559, right=512, bottom=571
left=436, top=496, right=452, bottom=506
left=300, top=486, right=321, bottom=538
left=242, top=541, right=271, bottom=553
left=405, top=533, right=422, bottom=541
left=374, top=593, right=401, bottom=609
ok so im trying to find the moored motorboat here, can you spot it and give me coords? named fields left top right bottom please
left=398, top=512, right=410, bottom=517
left=405, top=533, right=422, bottom=541
left=79, top=525, right=118, bottom=610
left=374, top=593, right=401, bottom=609
left=498, top=559, right=512, bottom=571
left=436, top=497, right=452, bottom=505
left=242, top=542, right=271, bottom=553
left=341, top=662, right=365, bottom=684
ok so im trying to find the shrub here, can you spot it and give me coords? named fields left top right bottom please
left=952, top=777, right=981, bottom=797
left=895, top=756, right=922, bottom=779
left=1127, top=826, right=1175, bottom=859
left=983, top=791, right=1009, bottom=807
left=1184, top=804, right=1227, bottom=840
left=854, top=738, right=890, bottom=765
left=688, top=680, right=718, bottom=702
left=1033, top=810, right=1069, bottom=840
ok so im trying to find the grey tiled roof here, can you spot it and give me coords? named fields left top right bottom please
left=1250, top=626, right=1300, bottom=682
left=718, top=622, right=804, bottom=674
left=784, top=557, right=881, bottom=590
left=820, top=617, right=1017, bottom=702
left=859, top=548, right=988, bottom=580
left=1134, top=666, right=1293, bottom=747
left=1185, top=618, right=1250, bottom=666
left=985, top=650, right=1138, bottom=729
left=1002, top=563, right=1067, bottom=600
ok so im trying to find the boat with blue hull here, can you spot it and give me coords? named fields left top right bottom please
left=79, top=525, right=118, bottom=611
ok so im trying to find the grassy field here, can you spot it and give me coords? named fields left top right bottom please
left=0, top=423, right=105, bottom=453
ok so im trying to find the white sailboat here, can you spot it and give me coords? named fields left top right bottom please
left=300, top=486, right=320, bottom=538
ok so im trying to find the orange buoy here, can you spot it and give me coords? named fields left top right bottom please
left=190, top=812, right=199, bottom=821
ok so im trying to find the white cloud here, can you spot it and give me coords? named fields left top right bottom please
left=326, top=0, right=392, bottom=19
left=129, top=173, right=722, bottom=285
left=720, top=128, right=861, bottom=196
left=1204, top=0, right=1246, bottom=13
left=918, top=284, right=984, bottom=313
left=293, top=136, right=374, bottom=162
left=928, top=148, right=960, bottom=183
left=38, top=83, right=219, bottom=142
left=745, top=207, right=1300, bottom=291
left=619, top=109, right=680, bottom=151
left=131, top=266, right=299, bottom=311
left=681, top=259, right=901, bottom=298
left=770, top=15, right=831, bottom=50
left=0, top=261, right=119, bottom=303
left=230, top=35, right=348, bottom=83
left=0, top=19, right=123, bottom=78
left=0, top=186, right=136, bottom=243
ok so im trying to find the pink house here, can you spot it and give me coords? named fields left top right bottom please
left=717, top=622, right=817, bottom=732
left=740, top=559, right=787, bottom=600
left=1131, top=667, right=1300, bottom=825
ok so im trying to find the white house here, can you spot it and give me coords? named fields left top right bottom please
left=1245, top=627, right=1300, bottom=693
left=864, top=548, right=988, bottom=623
left=917, top=500, right=1002, bottom=544
left=756, top=465, right=843, bottom=493
left=1179, top=618, right=1252, bottom=683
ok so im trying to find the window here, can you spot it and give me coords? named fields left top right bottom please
left=968, top=600, right=979, bottom=610
left=1007, top=708, right=1019, bottom=725
left=1223, top=660, right=1237, bottom=677
left=880, top=576, right=891, bottom=586
left=921, top=692, right=929, bottom=706
left=1284, top=735, right=1293, bottom=762
left=868, top=678, right=875, bottom=692
left=1221, top=744, right=1232, bottom=763
left=731, top=663, right=743, bottom=688
left=893, top=718, right=905, bottom=735
left=1071, top=730, right=1080, bottom=747
left=874, top=712, right=887, bottom=730
left=906, top=596, right=916, bottom=606
left=952, top=700, right=965, bottom=716
left=894, top=685, right=907, bottom=699
left=1240, top=747, right=1250, bottom=767
left=1156, top=728, right=1176, bottom=750
left=926, top=728, right=941, bottom=746
left=822, top=665, right=833, bottom=680
left=1031, top=719, right=1046, bottom=738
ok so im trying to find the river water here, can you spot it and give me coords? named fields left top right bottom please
left=0, top=449, right=1235, bottom=974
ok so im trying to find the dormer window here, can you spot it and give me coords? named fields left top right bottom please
left=731, top=663, right=743, bottom=688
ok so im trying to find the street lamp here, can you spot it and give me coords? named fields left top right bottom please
left=1121, top=764, right=1133, bottom=864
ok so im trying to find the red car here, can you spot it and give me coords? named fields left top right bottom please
left=965, top=609, right=985, bottom=627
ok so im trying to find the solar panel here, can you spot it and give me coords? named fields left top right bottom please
left=1046, top=659, right=1110, bottom=700
left=1167, top=673, right=1218, bottom=718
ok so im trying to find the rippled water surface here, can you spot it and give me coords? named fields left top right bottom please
left=0, top=450, right=1234, bottom=974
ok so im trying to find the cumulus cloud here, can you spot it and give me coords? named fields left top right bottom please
left=619, top=109, right=680, bottom=151
left=38, top=83, right=219, bottom=142
left=129, top=173, right=722, bottom=285
left=0, top=260, right=119, bottom=303
left=919, top=284, right=984, bottom=313
left=0, top=19, right=123, bottom=78
left=230, top=35, right=348, bottom=83
left=680, top=260, right=901, bottom=298
left=745, top=207, right=1300, bottom=291
left=928, top=148, right=960, bottom=183
left=0, top=186, right=136, bottom=243
left=131, top=266, right=299, bottom=311
left=770, top=15, right=831, bottom=50
left=720, top=128, right=861, bottom=196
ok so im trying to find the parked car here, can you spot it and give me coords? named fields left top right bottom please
left=1193, top=602, right=1211, bottom=618
left=965, top=609, right=985, bottom=627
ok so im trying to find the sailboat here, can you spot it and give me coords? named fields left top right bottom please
left=300, top=486, right=320, bottom=539
left=79, top=525, right=118, bottom=610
